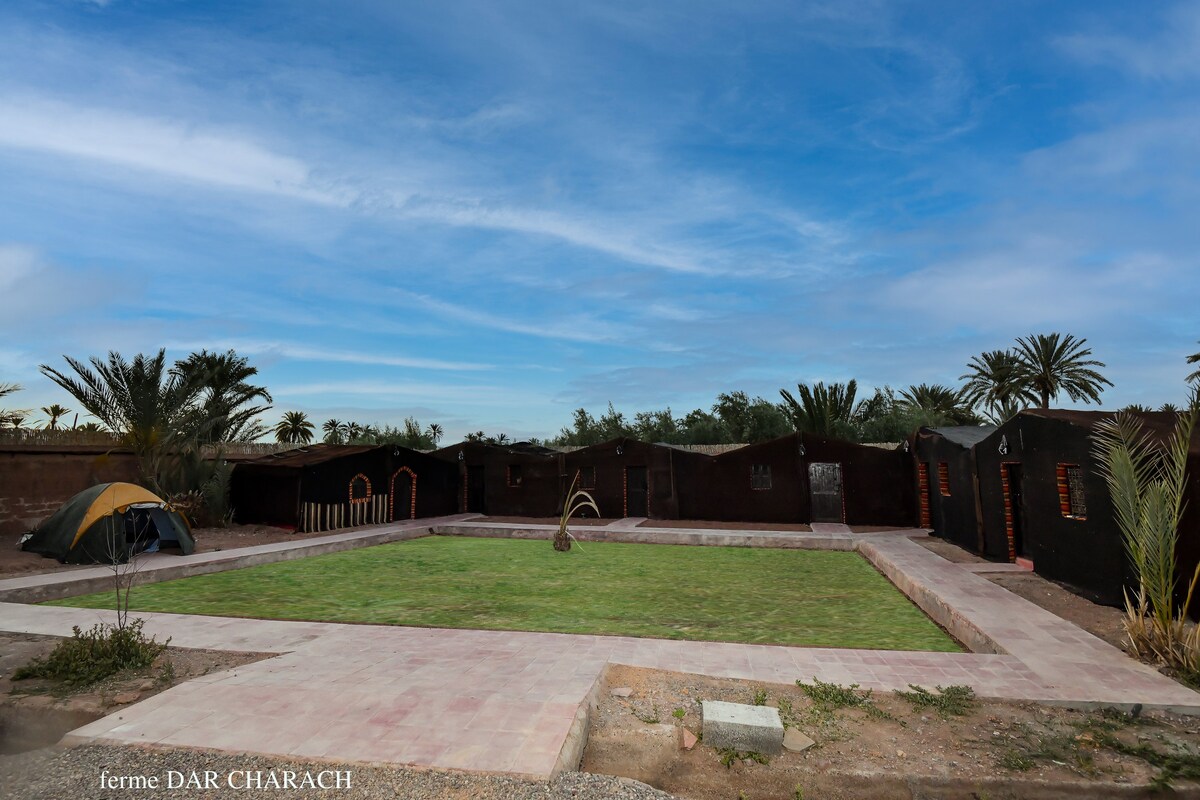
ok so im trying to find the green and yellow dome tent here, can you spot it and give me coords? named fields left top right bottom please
left=20, top=483, right=195, bottom=564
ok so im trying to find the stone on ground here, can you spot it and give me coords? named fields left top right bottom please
left=783, top=728, right=815, bottom=752
left=610, top=687, right=633, bottom=698
left=701, top=700, right=784, bottom=755
left=679, top=728, right=697, bottom=750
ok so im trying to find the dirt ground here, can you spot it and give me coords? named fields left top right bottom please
left=0, top=632, right=268, bottom=753
left=0, top=524, right=322, bottom=579
left=914, top=536, right=988, bottom=563
left=583, top=665, right=1200, bottom=800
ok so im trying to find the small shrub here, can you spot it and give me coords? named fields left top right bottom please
left=158, top=658, right=176, bottom=685
left=796, top=677, right=890, bottom=720
left=894, top=684, right=976, bottom=717
left=752, top=688, right=768, bottom=706
left=13, top=620, right=169, bottom=688
left=718, top=748, right=770, bottom=769
left=672, top=707, right=686, bottom=720
left=998, top=750, right=1035, bottom=771
left=633, top=704, right=661, bottom=724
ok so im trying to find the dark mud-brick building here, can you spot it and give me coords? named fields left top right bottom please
left=909, top=426, right=996, bottom=551
left=975, top=410, right=1200, bottom=607
left=0, top=442, right=140, bottom=536
left=678, top=432, right=914, bottom=526
left=560, top=438, right=703, bottom=520
left=231, top=444, right=458, bottom=530
left=431, top=441, right=561, bottom=517
left=679, top=434, right=806, bottom=523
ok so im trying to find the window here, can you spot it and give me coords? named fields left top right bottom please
left=937, top=463, right=951, bottom=496
left=917, top=463, right=931, bottom=528
left=348, top=473, right=372, bottom=504
left=751, top=464, right=772, bottom=490
left=577, top=466, right=596, bottom=490
left=1057, top=463, right=1087, bottom=519
left=507, top=464, right=523, bottom=487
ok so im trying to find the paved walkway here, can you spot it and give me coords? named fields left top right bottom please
left=1, top=522, right=1198, bottom=778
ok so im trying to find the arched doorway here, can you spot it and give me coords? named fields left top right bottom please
left=389, top=467, right=418, bottom=521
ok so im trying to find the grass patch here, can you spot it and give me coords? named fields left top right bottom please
left=48, top=536, right=959, bottom=651
left=894, top=684, right=976, bottom=717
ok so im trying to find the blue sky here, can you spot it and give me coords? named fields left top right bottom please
left=2, top=1, right=1198, bottom=440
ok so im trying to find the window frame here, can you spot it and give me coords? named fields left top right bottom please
left=751, top=463, right=773, bottom=491
left=507, top=463, right=524, bottom=488
left=1057, top=463, right=1088, bottom=520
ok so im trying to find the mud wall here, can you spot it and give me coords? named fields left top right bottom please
left=0, top=446, right=140, bottom=536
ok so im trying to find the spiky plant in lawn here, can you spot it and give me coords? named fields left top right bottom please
left=1093, top=401, right=1198, bottom=672
left=555, top=473, right=600, bottom=552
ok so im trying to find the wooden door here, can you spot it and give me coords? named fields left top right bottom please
left=808, top=462, right=844, bottom=523
left=467, top=465, right=487, bottom=514
left=625, top=466, right=648, bottom=517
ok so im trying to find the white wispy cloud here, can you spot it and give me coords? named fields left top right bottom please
left=396, top=290, right=633, bottom=343
left=160, top=339, right=493, bottom=372
left=0, top=96, right=346, bottom=204
left=1057, top=3, right=1200, bottom=80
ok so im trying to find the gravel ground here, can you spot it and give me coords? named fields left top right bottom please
left=0, top=744, right=676, bottom=800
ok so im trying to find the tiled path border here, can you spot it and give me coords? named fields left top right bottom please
left=0, top=519, right=1197, bottom=778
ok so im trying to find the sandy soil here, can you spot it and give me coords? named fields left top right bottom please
left=914, top=536, right=989, bottom=563
left=582, top=664, right=1200, bottom=800
left=1, top=632, right=268, bottom=753
left=0, top=524, right=325, bottom=579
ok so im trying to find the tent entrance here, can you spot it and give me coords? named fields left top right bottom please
left=124, top=504, right=186, bottom=555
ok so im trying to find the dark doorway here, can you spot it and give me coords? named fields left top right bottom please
left=467, top=465, right=487, bottom=514
left=917, top=462, right=932, bottom=528
left=625, top=466, right=648, bottom=517
left=1004, top=463, right=1027, bottom=560
left=808, top=462, right=844, bottom=523
left=390, top=469, right=415, bottom=521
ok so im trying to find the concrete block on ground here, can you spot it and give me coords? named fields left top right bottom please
left=701, top=700, right=784, bottom=755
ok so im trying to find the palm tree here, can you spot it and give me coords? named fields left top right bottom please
left=345, top=421, right=364, bottom=441
left=322, top=419, right=346, bottom=444
left=960, top=350, right=1037, bottom=422
left=426, top=423, right=444, bottom=445
left=40, top=404, right=71, bottom=430
left=172, top=350, right=272, bottom=442
left=1187, top=342, right=1200, bottom=384
left=1013, top=333, right=1112, bottom=408
left=76, top=421, right=106, bottom=433
left=0, top=382, right=25, bottom=428
left=899, top=384, right=978, bottom=425
left=274, top=411, right=314, bottom=444
left=40, top=350, right=208, bottom=490
left=779, top=380, right=859, bottom=437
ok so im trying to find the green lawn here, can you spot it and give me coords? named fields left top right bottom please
left=49, top=536, right=959, bottom=651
